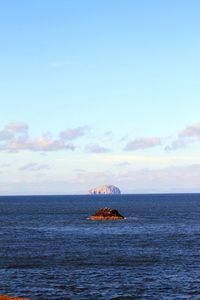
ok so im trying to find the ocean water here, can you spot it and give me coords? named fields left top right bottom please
left=0, top=194, right=200, bottom=299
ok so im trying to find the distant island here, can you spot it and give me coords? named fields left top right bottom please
left=88, top=184, right=121, bottom=195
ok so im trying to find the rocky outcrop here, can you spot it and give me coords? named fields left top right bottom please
left=89, top=207, right=124, bottom=220
left=89, top=185, right=121, bottom=195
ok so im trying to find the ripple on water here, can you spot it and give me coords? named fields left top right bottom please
left=0, top=194, right=200, bottom=299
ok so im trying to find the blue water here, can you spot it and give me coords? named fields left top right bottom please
left=0, top=194, right=200, bottom=299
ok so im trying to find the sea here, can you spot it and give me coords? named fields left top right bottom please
left=0, top=194, right=200, bottom=300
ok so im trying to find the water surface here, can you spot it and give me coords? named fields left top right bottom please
left=0, top=194, right=200, bottom=299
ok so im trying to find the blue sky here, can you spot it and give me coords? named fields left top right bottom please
left=0, top=0, right=200, bottom=194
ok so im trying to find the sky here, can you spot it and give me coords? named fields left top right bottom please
left=0, top=0, right=200, bottom=194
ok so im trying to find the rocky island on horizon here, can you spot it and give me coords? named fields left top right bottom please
left=88, top=184, right=121, bottom=195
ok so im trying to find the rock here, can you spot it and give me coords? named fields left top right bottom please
left=89, top=207, right=124, bottom=220
left=89, top=184, right=121, bottom=195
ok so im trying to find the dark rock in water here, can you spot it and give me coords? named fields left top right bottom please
left=89, top=207, right=124, bottom=220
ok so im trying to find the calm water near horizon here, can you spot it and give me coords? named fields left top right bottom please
left=0, top=194, right=200, bottom=299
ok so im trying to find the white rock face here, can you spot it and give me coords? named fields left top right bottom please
left=89, top=185, right=121, bottom=195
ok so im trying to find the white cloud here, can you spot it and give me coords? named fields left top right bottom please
left=124, top=137, right=162, bottom=151
left=0, top=122, right=28, bottom=141
left=1, top=164, right=200, bottom=194
left=60, top=126, right=90, bottom=141
left=165, top=138, right=189, bottom=151
left=103, top=130, right=114, bottom=140
left=0, top=122, right=80, bottom=153
left=19, top=163, right=50, bottom=171
left=114, top=161, right=131, bottom=167
left=85, top=144, right=110, bottom=153
left=179, top=123, right=200, bottom=138
left=72, top=164, right=200, bottom=194
left=73, top=168, right=87, bottom=173
left=165, top=122, right=200, bottom=151
left=5, top=122, right=28, bottom=133
left=2, top=137, right=75, bottom=152
left=0, top=163, right=11, bottom=168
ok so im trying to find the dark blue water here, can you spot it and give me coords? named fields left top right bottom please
left=0, top=194, right=200, bottom=299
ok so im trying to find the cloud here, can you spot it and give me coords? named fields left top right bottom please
left=0, top=122, right=28, bottom=141
left=5, top=122, right=28, bottom=133
left=0, top=179, right=82, bottom=195
left=0, top=163, right=11, bottom=168
left=103, top=130, right=114, bottom=140
left=120, top=135, right=129, bottom=142
left=73, top=168, right=87, bottom=173
left=165, top=122, right=200, bottom=151
left=19, top=163, right=50, bottom=171
left=179, top=123, right=200, bottom=138
left=124, top=137, right=162, bottom=151
left=0, top=122, right=79, bottom=153
left=85, top=144, right=110, bottom=153
left=3, top=137, right=75, bottom=152
left=114, top=161, right=131, bottom=167
left=60, top=126, right=90, bottom=141
left=2, top=164, right=200, bottom=194
left=104, top=131, right=113, bottom=136
left=165, top=138, right=189, bottom=151
left=122, top=164, right=200, bottom=192
left=74, top=164, right=200, bottom=194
